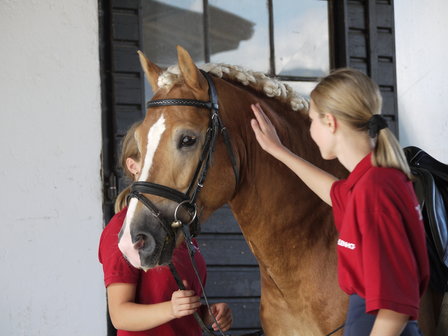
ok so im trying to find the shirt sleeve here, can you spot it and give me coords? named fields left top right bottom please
left=330, top=179, right=347, bottom=231
left=98, top=216, right=139, bottom=287
left=361, top=207, right=422, bottom=320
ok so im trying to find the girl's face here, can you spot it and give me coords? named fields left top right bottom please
left=309, top=99, right=337, bottom=160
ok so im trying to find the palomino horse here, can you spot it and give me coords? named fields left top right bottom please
left=118, top=46, right=442, bottom=335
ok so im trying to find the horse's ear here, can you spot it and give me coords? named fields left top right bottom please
left=176, top=45, right=208, bottom=94
left=137, top=50, right=162, bottom=91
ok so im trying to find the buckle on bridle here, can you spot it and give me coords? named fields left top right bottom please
left=172, top=200, right=198, bottom=227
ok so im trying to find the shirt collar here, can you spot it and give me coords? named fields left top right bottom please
left=345, top=153, right=373, bottom=190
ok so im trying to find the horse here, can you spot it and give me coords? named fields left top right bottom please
left=117, top=46, right=443, bottom=335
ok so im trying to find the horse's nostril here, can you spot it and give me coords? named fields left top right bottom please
left=133, top=233, right=156, bottom=255
left=133, top=234, right=145, bottom=250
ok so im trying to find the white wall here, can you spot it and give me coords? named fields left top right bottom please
left=0, top=1, right=106, bottom=335
left=395, top=0, right=448, bottom=163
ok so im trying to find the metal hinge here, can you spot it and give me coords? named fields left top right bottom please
left=107, top=173, right=118, bottom=201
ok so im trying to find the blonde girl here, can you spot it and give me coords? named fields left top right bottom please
left=250, top=68, right=429, bottom=336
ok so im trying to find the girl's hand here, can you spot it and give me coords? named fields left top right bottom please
left=250, top=103, right=285, bottom=158
left=170, top=281, right=201, bottom=319
left=204, top=302, right=233, bottom=331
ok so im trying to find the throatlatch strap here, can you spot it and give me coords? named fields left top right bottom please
left=200, top=70, right=239, bottom=187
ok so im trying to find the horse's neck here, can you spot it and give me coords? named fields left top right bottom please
left=220, top=79, right=341, bottom=262
left=214, top=78, right=348, bottom=331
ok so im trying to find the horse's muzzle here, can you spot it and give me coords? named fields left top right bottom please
left=118, top=205, right=174, bottom=269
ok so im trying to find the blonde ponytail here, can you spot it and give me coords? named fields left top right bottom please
left=373, top=128, right=412, bottom=179
left=310, top=68, right=412, bottom=179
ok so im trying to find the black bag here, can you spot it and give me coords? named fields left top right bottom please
left=404, top=146, right=448, bottom=292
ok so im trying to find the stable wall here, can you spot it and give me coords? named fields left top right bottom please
left=395, top=0, right=448, bottom=163
left=0, top=1, right=106, bottom=335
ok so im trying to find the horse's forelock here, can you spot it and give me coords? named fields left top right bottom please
left=157, top=63, right=309, bottom=112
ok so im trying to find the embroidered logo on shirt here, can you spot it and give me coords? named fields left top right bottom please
left=338, top=238, right=356, bottom=250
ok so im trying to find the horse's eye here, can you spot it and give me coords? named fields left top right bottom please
left=180, top=135, right=197, bottom=148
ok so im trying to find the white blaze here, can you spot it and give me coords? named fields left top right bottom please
left=139, top=115, right=166, bottom=182
left=118, top=115, right=166, bottom=268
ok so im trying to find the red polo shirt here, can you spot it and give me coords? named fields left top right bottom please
left=99, top=208, right=207, bottom=336
left=330, top=153, right=429, bottom=320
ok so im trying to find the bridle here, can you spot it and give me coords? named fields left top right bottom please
left=128, top=70, right=239, bottom=240
left=127, top=70, right=240, bottom=335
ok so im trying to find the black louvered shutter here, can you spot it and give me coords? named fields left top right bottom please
left=99, top=1, right=145, bottom=335
left=100, top=0, right=145, bottom=222
left=333, top=0, right=399, bottom=136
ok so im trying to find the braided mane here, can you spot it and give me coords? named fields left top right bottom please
left=158, top=63, right=309, bottom=112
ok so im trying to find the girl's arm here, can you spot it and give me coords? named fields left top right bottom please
left=250, top=104, right=337, bottom=206
left=370, top=309, right=408, bottom=336
left=107, top=282, right=201, bottom=331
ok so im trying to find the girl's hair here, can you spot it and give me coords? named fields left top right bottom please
left=114, top=121, right=142, bottom=213
left=310, top=68, right=412, bottom=179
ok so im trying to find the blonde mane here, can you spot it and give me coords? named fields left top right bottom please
left=158, top=63, right=309, bottom=112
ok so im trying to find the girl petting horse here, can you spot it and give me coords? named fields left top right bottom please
left=99, top=122, right=232, bottom=335
left=250, top=68, right=429, bottom=335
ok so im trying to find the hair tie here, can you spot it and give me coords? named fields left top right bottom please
left=367, top=114, right=388, bottom=138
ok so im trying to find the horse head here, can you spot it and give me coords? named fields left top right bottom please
left=118, top=46, right=238, bottom=270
